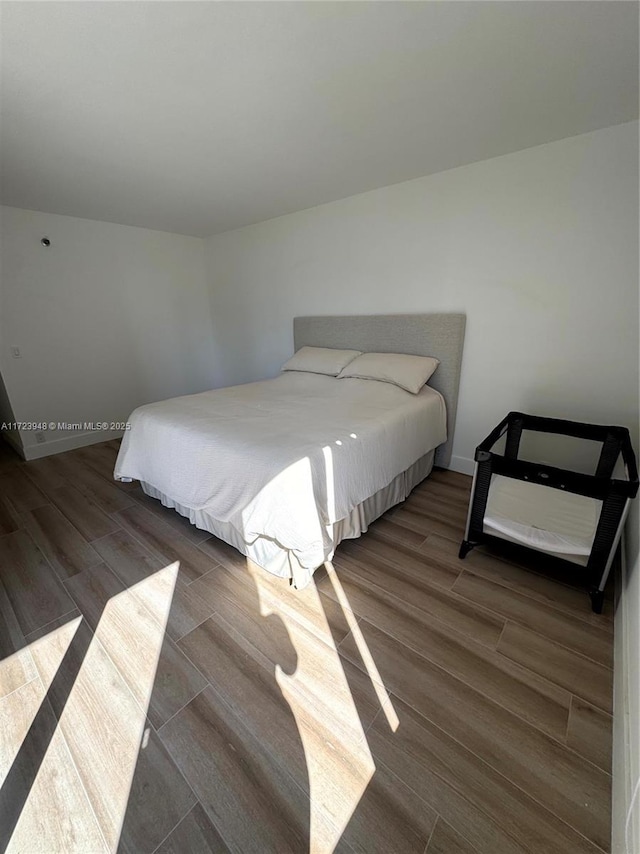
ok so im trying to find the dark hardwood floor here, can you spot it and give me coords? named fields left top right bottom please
left=0, top=438, right=614, bottom=853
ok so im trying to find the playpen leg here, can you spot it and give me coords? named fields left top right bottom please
left=589, top=589, right=605, bottom=614
left=459, top=540, right=475, bottom=559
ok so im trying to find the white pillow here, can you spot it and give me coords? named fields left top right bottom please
left=337, top=352, right=440, bottom=394
left=281, top=346, right=362, bottom=377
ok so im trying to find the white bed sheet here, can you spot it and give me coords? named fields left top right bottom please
left=114, top=372, right=446, bottom=581
left=140, top=450, right=435, bottom=587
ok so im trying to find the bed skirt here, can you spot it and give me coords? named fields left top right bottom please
left=140, top=449, right=435, bottom=588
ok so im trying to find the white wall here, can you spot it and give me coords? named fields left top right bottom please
left=204, top=121, right=639, bottom=474
left=0, top=206, right=216, bottom=458
left=613, top=501, right=640, bottom=854
left=612, top=264, right=640, bottom=854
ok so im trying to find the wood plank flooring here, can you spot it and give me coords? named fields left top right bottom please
left=0, top=438, right=614, bottom=853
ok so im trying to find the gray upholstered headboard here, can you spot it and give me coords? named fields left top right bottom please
left=294, top=313, right=466, bottom=468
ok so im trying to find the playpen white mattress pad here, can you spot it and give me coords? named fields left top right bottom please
left=483, top=474, right=600, bottom=566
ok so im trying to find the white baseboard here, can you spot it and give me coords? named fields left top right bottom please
left=17, top=429, right=124, bottom=461
left=447, top=455, right=475, bottom=476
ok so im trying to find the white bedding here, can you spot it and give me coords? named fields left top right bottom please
left=114, top=372, right=447, bottom=583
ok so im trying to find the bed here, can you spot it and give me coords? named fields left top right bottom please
left=114, top=313, right=466, bottom=587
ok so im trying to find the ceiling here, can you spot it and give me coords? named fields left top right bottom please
left=1, top=2, right=638, bottom=238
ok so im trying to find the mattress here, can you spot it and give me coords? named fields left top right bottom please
left=483, top=474, right=601, bottom=566
left=114, top=372, right=447, bottom=586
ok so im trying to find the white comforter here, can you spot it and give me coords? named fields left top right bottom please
left=114, top=372, right=446, bottom=574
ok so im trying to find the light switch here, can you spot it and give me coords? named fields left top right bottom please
left=10, top=346, right=21, bottom=358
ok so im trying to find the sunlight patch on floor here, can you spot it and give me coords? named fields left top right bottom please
left=325, top=563, right=399, bottom=732
left=92, top=562, right=180, bottom=715
left=0, top=615, right=79, bottom=772
left=6, top=563, right=179, bottom=852
left=247, top=560, right=377, bottom=853
left=1, top=668, right=108, bottom=852
left=0, top=646, right=38, bottom=702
